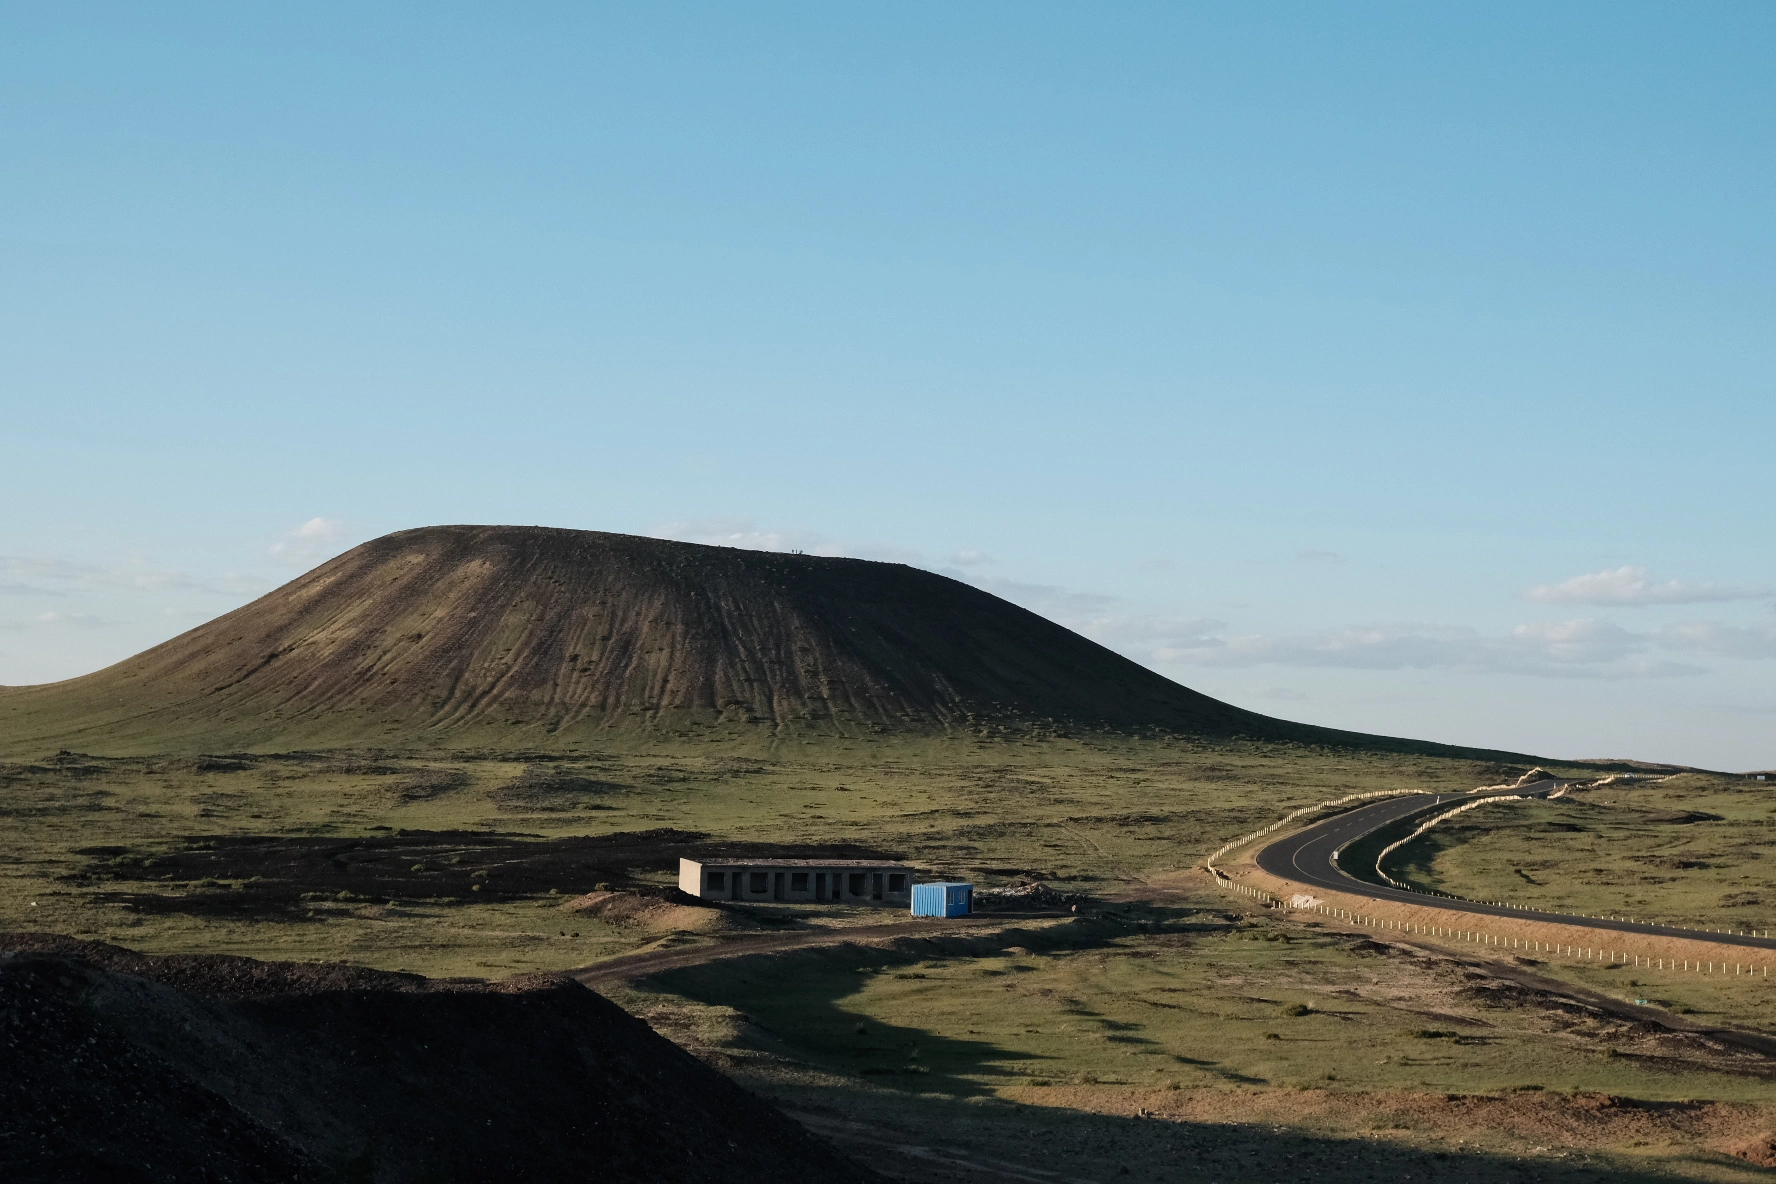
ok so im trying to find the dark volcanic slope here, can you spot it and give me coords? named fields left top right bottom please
left=0, top=525, right=1492, bottom=755
left=0, top=933, right=876, bottom=1184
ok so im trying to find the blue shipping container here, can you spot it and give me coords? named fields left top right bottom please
left=910, top=882, right=973, bottom=917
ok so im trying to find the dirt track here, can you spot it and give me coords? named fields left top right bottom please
left=570, top=914, right=1024, bottom=986
left=1392, top=935, right=1776, bottom=1060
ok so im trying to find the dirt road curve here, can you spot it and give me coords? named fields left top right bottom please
left=569, top=915, right=1014, bottom=986
left=1254, top=782, right=1776, bottom=954
left=1421, top=939, right=1776, bottom=1057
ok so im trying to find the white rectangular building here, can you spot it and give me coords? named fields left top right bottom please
left=678, top=857, right=913, bottom=904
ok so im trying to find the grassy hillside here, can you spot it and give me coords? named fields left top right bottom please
left=0, top=525, right=1536, bottom=760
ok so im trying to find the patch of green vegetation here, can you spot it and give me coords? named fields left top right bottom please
left=0, top=737, right=1545, bottom=974
left=624, top=900, right=1770, bottom=1104
left=608, top=893, right=1776, bottom=1182
left=1381, top=774, right=1776, bottom=933
left=4, top=735, right=1770, bottom=1180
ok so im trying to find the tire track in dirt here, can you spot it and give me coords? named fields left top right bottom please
left=1412, top=940, right=1776, bottom=1061
left=568, top=915, right=1016, bottom=986
left=1060, top=825, right=1147, bottom=886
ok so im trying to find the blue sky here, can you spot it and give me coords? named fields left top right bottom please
left=3, top=3, right=1773, bottom=768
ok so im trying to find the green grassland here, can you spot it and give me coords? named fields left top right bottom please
left=8, top=737, right=1776, bottom=1180
left=1, top=735, right=1537, bottom=972
left=7, top=740, right=1768, bottom=1018
left=606, top=889, right=1776, bottom=1183
left=634, top=905, right=1771, bottom=1102
left=1380, top=774, right=1776, bottom=934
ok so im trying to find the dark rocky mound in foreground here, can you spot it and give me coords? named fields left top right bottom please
left=0, top=524, right=1525, bottom=758
left=0, top=933, right=876, bottom=1184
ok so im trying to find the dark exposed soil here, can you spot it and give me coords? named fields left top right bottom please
left=67, top=829, right=903, bottom=920
left=1641, top=810, right=1725, bottom=824
left=0, top=524, right=1534, bottom=757
left=0, top=933, right=881, bottom=1184
left=487, top=764, right=625, bottom=811
left=390, top=767, right=469, bottom=799
left=1729, top=1130, right=1776, bottom=1168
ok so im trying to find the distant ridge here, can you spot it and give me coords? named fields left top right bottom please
left=0, top=525, right=1532, bottom=757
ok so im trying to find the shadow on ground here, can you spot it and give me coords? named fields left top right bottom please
left=788, top=1092, right=1726, bottom=1184
left=637, top=905, right=1761, bottom=1183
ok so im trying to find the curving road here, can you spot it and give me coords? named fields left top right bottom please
left=1252, top=783, right=1776, bottom=954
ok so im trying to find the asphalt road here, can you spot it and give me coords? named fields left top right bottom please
left=1252, top=783, right=1776, bottom=954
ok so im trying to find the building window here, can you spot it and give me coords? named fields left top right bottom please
left=887, top=873, right=906, bottom=893
left=790, top=872, right=808, bottom=891
left=706, top=871, right=726, bottom=890
left=750, top=872, right=768, bottom=893
left=848, top=873, right=867, bottom=896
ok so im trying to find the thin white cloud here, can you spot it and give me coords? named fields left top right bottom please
left=949, top=575, right=1119, bottom=620
left=947, top=574, right=1230, bottom=661
left=1654, top=619, right=1776, bottom=660
left=268, top=517, right=348, bottom=565
left=939, top=568, right=1686, bottom=684
left=293, top=517, right=341, bottom=540
left=20, top=557, right=92, bottom=578
left=0, top=556, right=103, bottom=585
left=1071, top=613, right=1226, bottom=647
left=651, top=518, right=934, bottom=566
left=650, top=518, right=838, bottom=555
left=0, top=610, right=107, bottom=632
left=33, top=611, right=104, bottom=628
left=641, top=527, right=1776, bottom=687
left=943, top=572, right=1744, bottom=682
left=1151, top=618, right=1707, bottom=680
left=1527, top=565, right=1769, bottom=606
left=1509, top=618, right=1644, bottom=664
left=0, top=553, right=232, bottom=595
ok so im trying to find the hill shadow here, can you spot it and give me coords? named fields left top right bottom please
left=787, top=1090, right=1717, bottom=1184
left=636, top=913, right=1741, bottom=1183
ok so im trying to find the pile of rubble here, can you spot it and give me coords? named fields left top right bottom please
left=974, top=882, right=1081, bottom=911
